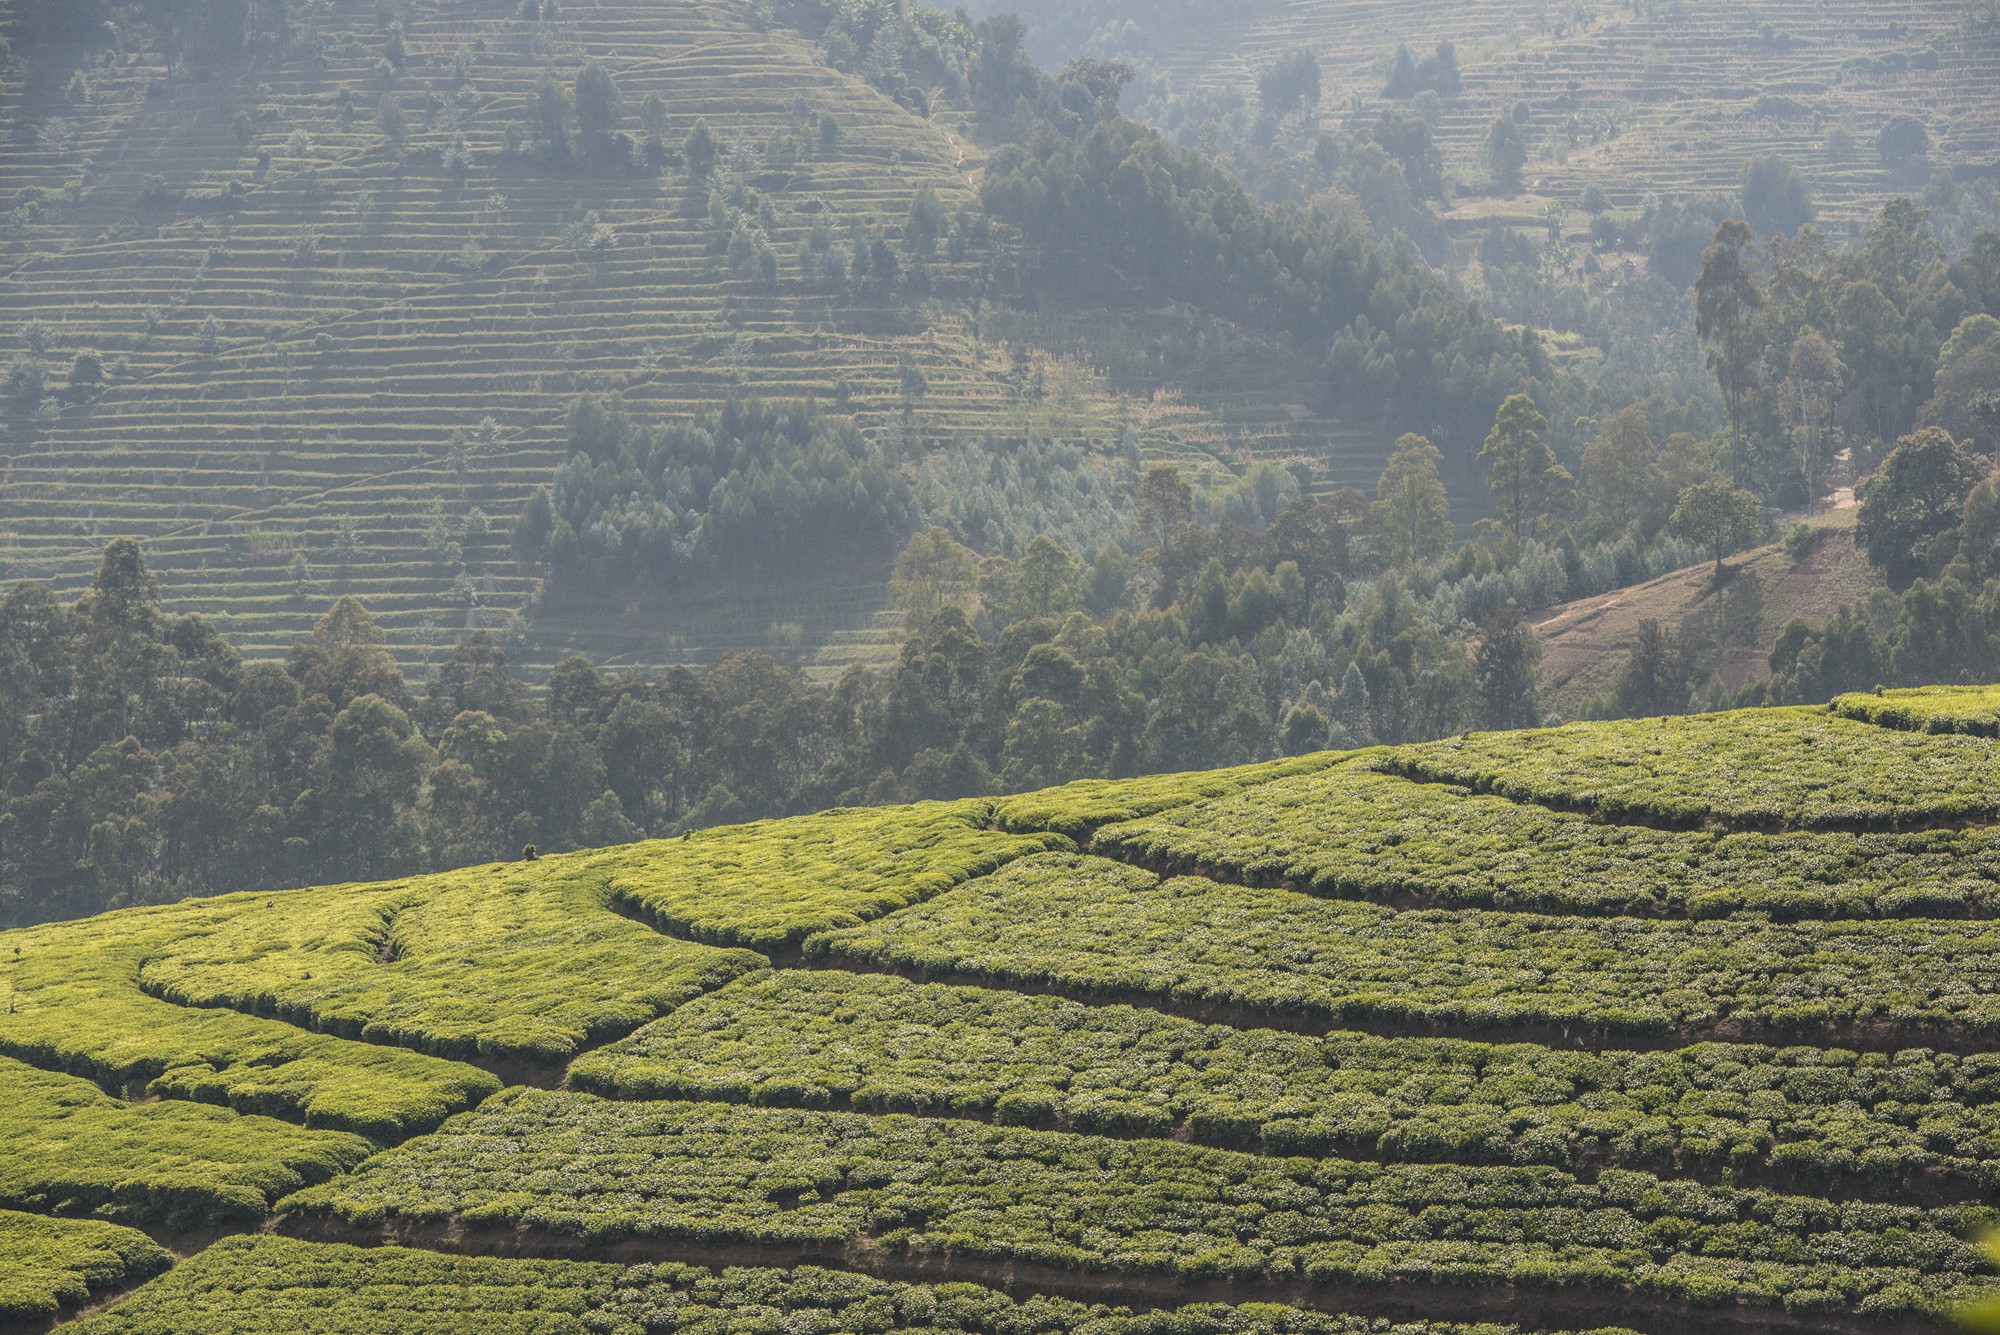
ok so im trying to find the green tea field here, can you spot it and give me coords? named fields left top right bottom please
left=6, top=693, right=2000, bottom=1332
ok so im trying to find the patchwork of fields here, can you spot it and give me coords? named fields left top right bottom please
left=5, top=695, right=2000, bottom=1331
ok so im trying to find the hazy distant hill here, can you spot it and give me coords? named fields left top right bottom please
left=0, top=0, right=1375, bottom=677
left=972, top=0, right=2000, bottom=225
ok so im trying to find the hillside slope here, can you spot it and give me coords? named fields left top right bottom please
left=0, top=0, right=1349, bottom=677
left=0, top=0, right=937, bottom=666
left=1534, top=504, right=1883, bottom=718
left=977, top=0, right=2000, bottom=224
left=5, top=697, right=2000, bottom=1330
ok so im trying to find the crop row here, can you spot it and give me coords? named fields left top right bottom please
left=136, top=855, right=766, bottom=1064
left=7, top=796, right=1053, bottom=1093
left=58, top=1235, right=1641, bottom=1335
left=1372, top=709, right=2000, bottom=830
left=990, top=755, right=1341, bottom=838
left=599, top=800, right=1073, bottom=950
left=569, top=971, right=2000, bottom=1200
left=807, top=853, right=2000, bottom=1042
left=1139, top=0, right=1997, bottom=217
left=0, top=905, right=498, bottom=1140
left=280, top=1090, right=1996, bottom=1317
left=0, top=801, right=1077, bottom=1134
left=0, top=0, right=1005, bottom=676
left=0, top=1209, right=170, bottom=1322
left=0, top=1055, right=369, bottom=1229
left=1831, top=688, right=2000, bottom=738
left=1091, top=761, right=2000, bottom=919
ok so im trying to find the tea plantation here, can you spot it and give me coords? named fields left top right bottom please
left=9, top=695, right=2000, bottom=1333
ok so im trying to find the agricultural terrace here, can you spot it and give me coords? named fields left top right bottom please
left=810, top=851, right=2000, bottom=1043
left=6, top=697, right=2000, bottom=1331
left=0, top=0, right=1260, bottom=677
left=997, top=0, right=2000, bottom=224
left=59, top=1235, right=1645, bottom=1335
left=0, top=1057, right=370, bottom=1227
left=1092, top=760, right=2000, bottom=917
left=285, top=1088, right=1990, bottom=1316
left=1832, top=684, right=2000, bottom=736
left=0, top=1212, right=170, bottom=1323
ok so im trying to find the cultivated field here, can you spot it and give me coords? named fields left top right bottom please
left=0, top=0, right=1313, bottom=679
left=990, top=0, right=2000, bottom=223
left=5, top=695, right=2000, bottom=1331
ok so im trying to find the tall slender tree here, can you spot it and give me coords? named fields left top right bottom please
left=1695, top=219, right=1766, bottom=481
left=1479, top=394, right=1572, bottom=541
left=574, top=60, right=623, bottom=153
left=1371, top=433, right=1453, bottom=565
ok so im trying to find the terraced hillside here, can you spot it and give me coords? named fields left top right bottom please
left=6, top=695, right=2000, bottom=1332
left=985, top=0, right=2000, bottom=224
left=0, top=0, right=1332, bottom=677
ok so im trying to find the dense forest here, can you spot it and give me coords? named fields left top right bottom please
left=978, top=118, right=1555, bottom=453
left=10, top=389, right=2000, bottom=926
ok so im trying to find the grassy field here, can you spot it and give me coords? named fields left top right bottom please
left=0, top=693, right=1996, bottom=1328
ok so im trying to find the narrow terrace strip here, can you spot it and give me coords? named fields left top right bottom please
left=1368, top=709, right=2000, bottom=833
left=129, top=975, right=567, bottom=1093
left=568, top=971, right=2000, bottom=1208
left=270, top=1087, right=2000, bottom=1319
left=801, top=852, right=2000, bottom=1056
left=592, top=800, right=1073, bottom=953
left=39, top=1234, right=1651, bottom=1335
left=1366, top=759, right=2000, bottom=837
left=1830, top=687, right=2000, bottom=738
left=0, top=1210, right=173, bottom=1335
left=127, top=856, right=769, bottom=1069
left=796, top=946, right=2000, bottom=1057
left=987, top=753, right=1350, bottom=840
left=616, top=879, right=2000, bottom=1059
left=1082, top=763, right=2000, bottom=920
left=265, top=1215, right=1923, bottom=1335
left=0, top=920, right=500, bottom=1142
left=273, top=1094, right=1992, bottom=1335
left=0, top=1055, right=374, bottom=1232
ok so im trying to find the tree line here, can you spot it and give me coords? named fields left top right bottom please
left=14, top=398, right=1993, bottom=928
left=511, top=396, right=913, bottom=592
left=10, top=349, right=1800, bottom=930
left=1691, top=201, right=2000, bottom=501
left=1751, top=426, right=2000, bottom=703
left=0, top=436, right=1549, bottom=927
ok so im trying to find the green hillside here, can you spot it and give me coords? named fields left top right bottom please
left=4, top=695, right=2000, bottom=1330
left=1531, top=504, right=1883, bottom=719
left=0, top=0, right=1343, bottom=677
